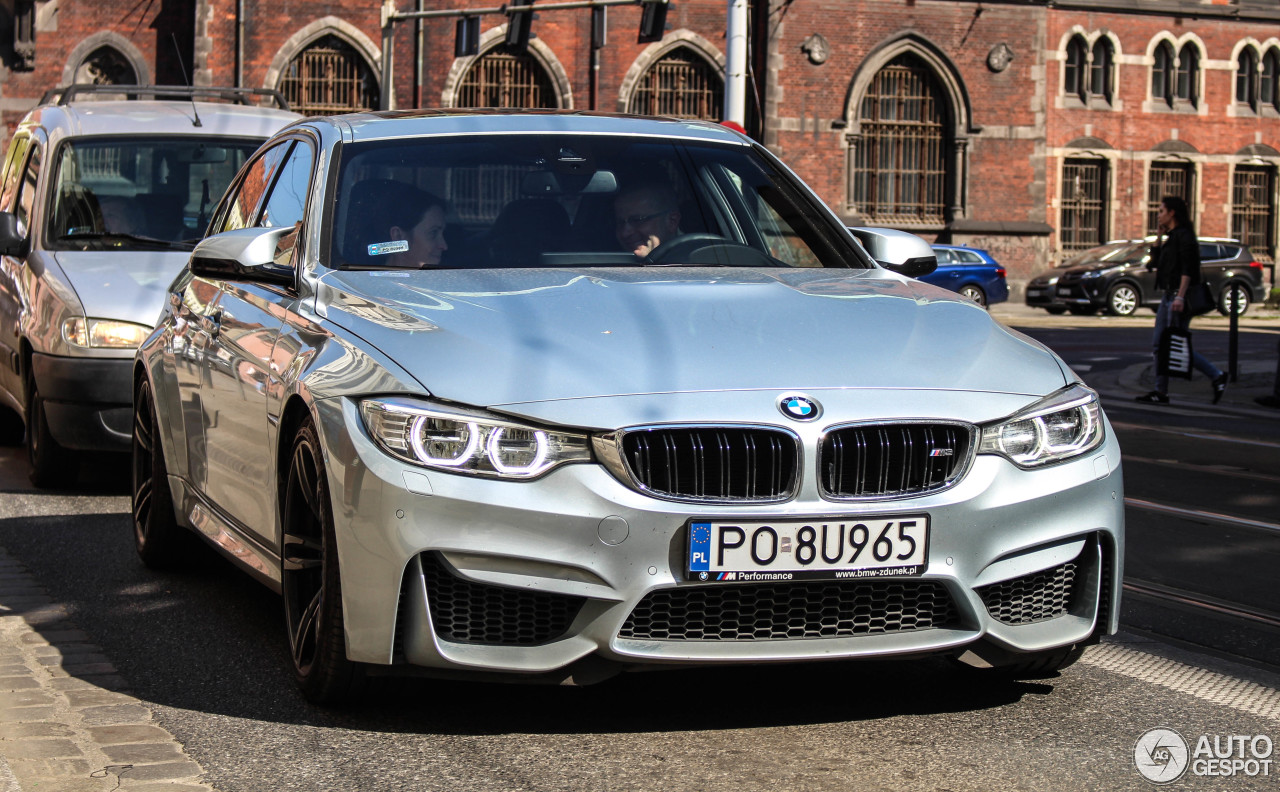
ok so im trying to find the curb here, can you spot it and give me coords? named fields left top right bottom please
left=0, top=547, right=216, bottom=792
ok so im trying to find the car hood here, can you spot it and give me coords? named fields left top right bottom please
left=316, top=267, right=1069, bottom=407
left=54, top=249, right=192, bottom=326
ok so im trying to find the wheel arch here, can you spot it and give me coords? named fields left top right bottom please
left=276, top=393, right=318, bottom=523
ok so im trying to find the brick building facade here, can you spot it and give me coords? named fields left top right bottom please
left=0, top=0, right=1275, bottom=285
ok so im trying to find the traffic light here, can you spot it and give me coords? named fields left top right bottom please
left=455, top=16, right=480, bottom=57
left=591, top=6, right=607, bottom=50
left=506, top=0, right=534, bottom=51
left=637, top=0, right=668, bottom=43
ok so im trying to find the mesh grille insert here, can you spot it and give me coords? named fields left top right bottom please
left=820, top=423, right=970, bottom=498
left=620, top=427, right=799, bottom=501
left=978, top=559, right=1079, bottom=625
left=619, top=579, right=958, bottom=641
left=422, top=553, right=584, bottom=645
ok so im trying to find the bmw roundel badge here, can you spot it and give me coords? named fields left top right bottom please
left=778, top=394, right=821, bottom=422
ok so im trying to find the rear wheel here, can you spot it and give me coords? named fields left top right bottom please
left=1217, top=282, right=1251, bottom=316
left=1105, top=283, right=1140, bottom=316
left=132, top=378, right=191, bottom=568
left=281, top=421, right=365, bottom=705
left=25, top=368, right=73, bottom=488
left=958, top=284, right=987, bottom=307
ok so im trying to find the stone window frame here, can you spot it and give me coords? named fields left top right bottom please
left=1145, top=33, right=1206, bottom=114
left=1054, top=28, right=1122, bottom=112
left=841, top=33, right=976, bottom=227
left=1229, top=38, right=1280, bottom=119
left=265, top=17, right=382, bottom=112
left=441, top=25, right=573, bottom=109
left=61, top=33, right=150, bottom=87
left=617, top=29, right=725, bottom=115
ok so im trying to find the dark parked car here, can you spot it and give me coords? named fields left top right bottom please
left=1038, top=237, right=1266, bottom=316
left=927, top=244, right=1009, bottom=307
left=1024, top=241, right=1137, bottom=315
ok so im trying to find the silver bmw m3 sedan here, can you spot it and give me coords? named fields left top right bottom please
left=132, top=111, right=1123, bottom=704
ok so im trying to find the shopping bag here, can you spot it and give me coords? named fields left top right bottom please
left=1187, top=282, right=1215, bottom=317
left=1157, top=326, right=1193, bottom=379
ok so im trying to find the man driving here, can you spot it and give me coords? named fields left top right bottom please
left=614, top=181, right=681, bottom=258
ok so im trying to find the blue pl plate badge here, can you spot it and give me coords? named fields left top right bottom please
left=368, top=240, right=410, bottom=256
left=689, top=522, right=712, bottom=573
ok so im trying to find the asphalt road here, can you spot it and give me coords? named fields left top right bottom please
left=2, top=306, right=1279, bottom=791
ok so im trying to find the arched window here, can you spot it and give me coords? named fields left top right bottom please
left=278, top=35, right=379, bottom=115
left=1152, top=42, right=1175, bottom=105
left=1262, top=49, right=1280, bottom=113
left=1175, top=44, right=1199, bottom=106
left=1146, top=161, right=1194, bottom=235
left=1090, top=39, right=1113, bottom=103
left=457, top=46, right=557, bottom=109
left=849, top=55, right=948, bottom=225
left=1061, top=157, right=1109, bottom=252
left=1064, top=36, right=1088, bottom=102
left=1237, top=49, right=1259, bottom=107
left=627, top=47, right=724, bottom=120
left=1233, top=165, right=1275, bottom=262
left=73, top=46, right=137, bottom=85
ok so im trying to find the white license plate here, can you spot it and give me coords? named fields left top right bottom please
left=688, top=517, right=928, bottom=582
left=1057, top=287, right=1073, bottom=297
left=1026, top=288, right=1044, bottom=297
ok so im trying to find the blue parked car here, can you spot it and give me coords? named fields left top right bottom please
left=927, top=244, right=1009, bottom=307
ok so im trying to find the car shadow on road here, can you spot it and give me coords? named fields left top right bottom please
left=0, top=511, right=1059, bottom=737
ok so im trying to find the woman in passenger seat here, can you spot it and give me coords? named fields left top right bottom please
left=369, top=185, right=449, bottom=269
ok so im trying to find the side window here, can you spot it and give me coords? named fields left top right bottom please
left=0, top=135, right=31, bottom=211
left=955, top=250, right=984, bottom=264
left=14, top=144, right=42, bottom=235
left=217, top=142, right=293, bottom=234
left=257, top=141, right=315, bottom=268
left=933, top=249, right=953, bottom=264
left=1197, top=243, right=1219, bottom=261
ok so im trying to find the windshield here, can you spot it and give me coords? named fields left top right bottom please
left=1060, top=241, right=1147, bottom=268
left=47, top=136, right=264, bottom=250
left=329, top=135, right=871, bottom=270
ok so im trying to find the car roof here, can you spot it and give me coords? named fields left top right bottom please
left=21, top=100, right=300, bottom=141
left=315, top=109, right=754, bottom=146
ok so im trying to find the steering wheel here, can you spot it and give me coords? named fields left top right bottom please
left=641, top=233, right=732, bottom=265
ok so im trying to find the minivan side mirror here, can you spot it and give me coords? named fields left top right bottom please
left=0, top=211, right=28, bottom=257
left=188, top=226, right=296, bottom=286
left=847, top=227, right=938, bottom=278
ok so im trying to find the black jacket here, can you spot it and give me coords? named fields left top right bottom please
left=1152, top=225, right=1201, bottom=292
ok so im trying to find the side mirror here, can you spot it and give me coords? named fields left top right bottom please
left=189, top=226, right=296, bottom=286
left=0, top=211, right=28, bottom=257
left=848, top=227, right=938, bottom=278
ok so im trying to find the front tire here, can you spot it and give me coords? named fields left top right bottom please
left=1217, top=282, right=1251, bottom=316
left=281, top=421, right=365, bottom=705
left=25, top=368, right=73, bottom=488
left=1044, top=306, right=1067, bottom=315
left=1105, top=283, right=1140, bottom=316
left=132, top=378, right=191, bottom=568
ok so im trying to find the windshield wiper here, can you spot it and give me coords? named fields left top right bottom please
left=59, top=231, right=193, bottom=250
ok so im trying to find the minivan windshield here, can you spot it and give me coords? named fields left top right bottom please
left=329, top=135, right=871, bottom=270
left=47, top=136, right=264, bottom=250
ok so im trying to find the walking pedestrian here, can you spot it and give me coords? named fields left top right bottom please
left=1135, top=196, right=1228, bottom=405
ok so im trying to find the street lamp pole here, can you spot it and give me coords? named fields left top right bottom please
left=723, top=0, right=748, bottom=126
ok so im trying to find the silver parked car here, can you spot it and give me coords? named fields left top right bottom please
left=133, top=111, right=1124, bottom=704
left=0, top=85, right=299, bottom=486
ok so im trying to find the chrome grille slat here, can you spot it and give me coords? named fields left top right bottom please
left=821, top=422, right=971, bottom=499
left=619, top=426, right=799, bottom=502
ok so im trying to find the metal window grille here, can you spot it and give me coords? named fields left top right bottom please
left=628, top=48, right=724, bottom=120
left=279, top=37, right=378, bottom=116
left=1146, top=163, right=1194, bottom=235
left=849, top=56, right=947, bottom=225
left=1232, top=166, right=1275, bottom=263
left=1061, top=158, right=1108, bottom=252
left=457, top=47, right=557, bottom=109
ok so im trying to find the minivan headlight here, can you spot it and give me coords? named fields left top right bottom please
left=360, top=398, right=592, bottom=479
left=978, top=384, right=1103, bottom=468
left=61, top=317, right=151, bottom=349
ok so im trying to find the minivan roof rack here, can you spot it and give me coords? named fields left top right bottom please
left=39, top=84, right=291, bottom=111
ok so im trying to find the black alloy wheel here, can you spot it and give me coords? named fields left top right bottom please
left=25, top=367, right=72, bottom=488
left=281, top=421, right=365, bottom=704
left=132, top=378, right=190, bottom=568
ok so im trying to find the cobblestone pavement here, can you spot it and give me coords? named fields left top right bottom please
left=1, top=547, right=214, bottom=792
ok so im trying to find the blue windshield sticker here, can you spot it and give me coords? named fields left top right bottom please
left=368, top=240, right=409, bottom=256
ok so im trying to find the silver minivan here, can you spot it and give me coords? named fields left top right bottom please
left=0, top=85, right=298, bottom=486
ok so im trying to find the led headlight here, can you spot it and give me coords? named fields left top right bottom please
left=62, top=317, right=151, bottom=349
left=978, top=384, right=1103, bottom=468
left=360, top=398, right=591, bottom=479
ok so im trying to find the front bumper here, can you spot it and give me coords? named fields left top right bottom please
left=31, top=353, right=133, bottom=451
left=320, top=397, right=1125, bottom=678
